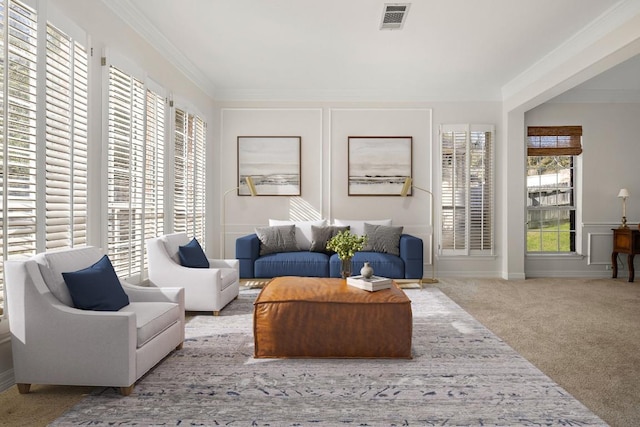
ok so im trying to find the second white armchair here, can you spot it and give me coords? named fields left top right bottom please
left=146, top=233, right=240, bottom=315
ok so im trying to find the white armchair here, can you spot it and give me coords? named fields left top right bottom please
left=4, top=246, right=185, bottom=396
left=146, top=233, right=240, bottom=314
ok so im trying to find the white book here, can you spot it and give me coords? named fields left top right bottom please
left=346, top=275, right=392, bottom=291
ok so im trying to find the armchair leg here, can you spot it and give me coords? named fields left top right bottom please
left=119, top=385, right=134, bottom=396
left=213, top=311, right=220, bottom=316
left=176, top=342, right=184, bottom=350
left=16, top=383, right=31, bottom=394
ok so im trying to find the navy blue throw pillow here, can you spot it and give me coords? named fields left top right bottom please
left=178, top=237, right=210, bottom=268
left=62, top=255, right=130, bottom=311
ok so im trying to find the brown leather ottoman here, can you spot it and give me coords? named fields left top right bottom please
left=253, top=276, right=412, bottom=358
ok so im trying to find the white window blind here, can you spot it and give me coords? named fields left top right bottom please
left=107, top=65, right=145, bottom=278
left=143, top=88, right=165, bottom=270
left=1, top=0, right=38, bottom=313
left=107, top=64, right=167, bottom=279
left=440, top=124, right=494, bottom=255
left=45, top=23, right=88, bottom=250
left=173, top=107, right=206, bottom=245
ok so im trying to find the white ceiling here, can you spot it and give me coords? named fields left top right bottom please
left=106, top=0, right=636, bottom=102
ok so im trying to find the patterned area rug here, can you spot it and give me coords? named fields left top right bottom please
left=51, top=288, right=606, bottom=426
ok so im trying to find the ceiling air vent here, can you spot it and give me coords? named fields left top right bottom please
left=380, top=3, right=410, bottom=30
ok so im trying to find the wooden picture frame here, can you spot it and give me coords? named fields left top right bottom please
left=237, top=136, right=301, bottom=196
left=348, top=136, right=412, bottom=196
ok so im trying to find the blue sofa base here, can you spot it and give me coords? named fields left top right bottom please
left=236, top=233, right=423, bottom=280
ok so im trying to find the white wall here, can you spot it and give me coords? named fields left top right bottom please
left=216, top=101, right=503, bottom=277
left=525, top=102, right=640, bottom=277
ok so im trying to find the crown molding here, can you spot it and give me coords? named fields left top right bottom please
left=100, top=0, right=216, bottom=99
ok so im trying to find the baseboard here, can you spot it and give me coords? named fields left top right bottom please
left=0, top=368, right=14, bottom=393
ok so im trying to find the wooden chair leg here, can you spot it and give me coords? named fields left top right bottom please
left=16, top=383, right=31, bottom=394
left=119, top=385, right=134, bottom=396
left=213, top=310, right=220, bottom=316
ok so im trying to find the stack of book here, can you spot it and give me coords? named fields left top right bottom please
left=346, top=275, right=392, bottom=292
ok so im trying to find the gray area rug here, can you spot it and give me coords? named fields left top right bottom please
left=51, top=288, right=606, bottom=426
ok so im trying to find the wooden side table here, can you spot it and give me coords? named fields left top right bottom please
left=612, top=228, right=640, bottom=282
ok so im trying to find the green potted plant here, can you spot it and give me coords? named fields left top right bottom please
left=326, top=230, right=367, bottom=278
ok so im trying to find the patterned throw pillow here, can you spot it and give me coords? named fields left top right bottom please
left=361, top=223, right=404, bottom=256
left=255, top=225, right=300, bottom=255
left=309, top=225, right=350, bottom=254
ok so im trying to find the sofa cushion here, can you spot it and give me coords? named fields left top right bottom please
left=362, top=223, right=404, bottom=256
left=309, top=225, right=349, bottom=254
left=120, top=302, right=180, bottom=348
left=255, top=251, right=330, bottom=277
left=268, top=219, right=327, bottom=250
left=178, top=237, right=210, bottom=268
left=333, top=219, right=392, bottom=236
left=62, top=255, right=130, bottom=311
left=35, top=246, right=105, bottom=306
left=255, top=225, right=299, bottom=255
left=330, top=252, right=405, bottom=279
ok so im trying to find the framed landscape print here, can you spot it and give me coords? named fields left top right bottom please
left=237, top=136, right=301, bottom=196
left=348, top=136, right=412, bottom=196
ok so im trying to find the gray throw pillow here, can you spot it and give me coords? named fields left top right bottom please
left=255, top=225, right=300, bottom=255
left=362, top=223, right=403, bottom=256
left=309, top=225, right=349, bottom=254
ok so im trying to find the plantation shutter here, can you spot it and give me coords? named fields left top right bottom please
left=173, top=108, right=186, bottom=234
left=441, top=127, right=467, bottom=251
left=107, top=65, right=145, bottom=277
left=1, top=1, right=38, bottom=257
left=45, top=23, right=88, bottom=250
left=441, top=124, right=494, bottom=255
left=143, top=88, right=165, bottom=270
left=173, top=107, right=206, bottom=244
left=0, top=0, right=38, bottom=312
left=527, top=126, right=582, bottom=156
left=469, top=128, right=493, bottom=251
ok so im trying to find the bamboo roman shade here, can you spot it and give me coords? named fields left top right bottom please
left=527, top=126, right=583, bottom=156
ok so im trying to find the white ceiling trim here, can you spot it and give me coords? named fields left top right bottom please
left=100, top=0, right=217, bottom=98
left=502, top=0, right=640, bottom=103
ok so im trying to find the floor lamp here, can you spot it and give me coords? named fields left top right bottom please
left=221, top=176, right=257, bottom=257
left=400, top=177, right=438, bottom=285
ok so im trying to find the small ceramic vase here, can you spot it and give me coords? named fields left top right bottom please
left=360, top=261, right=374, bottom=279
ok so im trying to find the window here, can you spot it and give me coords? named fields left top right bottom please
left=45, top=23, right=89, bottom=250
left=527, top=126, right=582, bottom=253
left=440, top=124, right=494, bottom=255
left=173, top=107, right=206, bottom=245
left=106, top=65, right=166, bottom=279
left=1, top=0, right=38, bottom=314
left=1, top=2, right=89, bottom=315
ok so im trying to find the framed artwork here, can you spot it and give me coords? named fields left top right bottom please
left=237, top=136, right=301, bottom=196
left=348, top=136, right=412, bottom=196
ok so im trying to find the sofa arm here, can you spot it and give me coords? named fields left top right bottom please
left=121, top=281, right=184, bottom=306
left=399, top=234, right=424, bottom=279
left=236, top=234, right=260, bottom=278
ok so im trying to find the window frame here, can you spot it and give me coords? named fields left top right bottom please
left=439, top=124, right=495, bottom=257
left=526, top=126, right=583, bottom=255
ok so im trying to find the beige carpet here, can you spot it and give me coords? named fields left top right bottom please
left=1, top=277, right=638, bottom=426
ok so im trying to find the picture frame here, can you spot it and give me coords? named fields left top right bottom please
left=348, top=136, right=412, bottom=196
left=237, top=136, right=301, bottom=196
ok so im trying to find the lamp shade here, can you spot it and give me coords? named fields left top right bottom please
left=618, top=188, right=630, bottom=198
